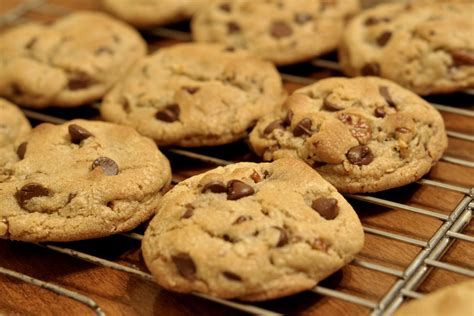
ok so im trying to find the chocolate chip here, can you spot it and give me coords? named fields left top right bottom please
left=202, top=181, right=227, bottom=193
left=224, top=46, right=236, bottom=52
left=227, top=180, right=255, bottom=200
left=172, top=253, right=196, bottom=280
left=346, top=145, right=374, bottom=165
left=374, top=106, right=386, bottom=118
left=396, top=127, right=410, bottom=133
left=322, top=98, right=340, bottom=111
left=25, top=37, right=37, bottom=50
left=376, top=31, right=392, bottom=47
left=232, top=215, right=252, bottom=225
left=263, top=119, right=285, bottom=134
left=68, top=124, right=93, bottom=144
left=227, top=21, right=241, bottom=34
left=68, top=73, right=92, bottom=90
left=182, top=86, right=200, bottom=94
left=285, top=110, right=294, bottom=126
left=270, top=21, right=293, bottom=38
left=219, top=2, right=231, bottom=12
left=274, top=227, right=288, bottom=247
left=293, top=118, right=312, bottom=137
left=379, top=86, right=396, bottom=107
left=92, top=157, right=119, bottom=176
left=364, top=16, right=379, bottom=25
left=94, top=46, right=114, bottom=55
left=294, top=13, right=312, bottom=24
left=181, top=204, right=194, bottom=219
left=155, top=104, right=180, bottom=122
left=17, top=142, right=27, bottom=159
left=16, top=183, right=50, bottom=208
left=361, top=63, right=380, bottom=76
left=450, top=50, right=474, bottom=66
left=250, top=170, right=262, bottom=183
left=312, top=198, right=339, bottom=220
left=223, top=271, right=241, bottom=281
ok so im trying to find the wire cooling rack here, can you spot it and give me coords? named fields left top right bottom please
left=0, top=1, right=473, bottom=315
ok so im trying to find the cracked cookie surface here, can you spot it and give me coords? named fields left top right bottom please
left=192, top=0, right=359, bottom=66
left=0, top=11, right=146, bottom=108
left=142, top=158, right=364, bottom=301
left=0, top=119, right=171, bottom=242
left=249, top=77, right=447, bottom=193
left=339, top=2, right=474, bottom=95
left=101, top=43, right=284, bottom=147
left=0, top=99, right=31, bottom=171
left=102, top=0, right=217, bottom=28
left=394, top=280, right=474, bottom=316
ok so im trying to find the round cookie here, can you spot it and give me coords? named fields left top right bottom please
left=0, top=119, right=172, bottom=242
left=142, top=158, right=364, bottom=301
left=101, top=43, right=285, bottom=147
left=0, top=98, right=31, bottom=171
left=191, top=0, right=360, bottom=66
left=101, top=0, right=216, bottom=28
left=394, top=280, right=474, bottom=316
left=339, top=2, right=474, bottom=95
left=0, top=11, right=146, bottom=109
left=249, top=77, right=448, bottom=193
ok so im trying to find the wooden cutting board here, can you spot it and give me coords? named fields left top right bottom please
left=0, top=1, right=473, bottom=315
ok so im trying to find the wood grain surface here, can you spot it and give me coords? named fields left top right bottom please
left=0, top=1, right=473, bottom=315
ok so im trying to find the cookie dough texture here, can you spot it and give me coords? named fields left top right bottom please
left=249, top=77, right=447, bottom=193
left=101, top=43, right=284, bottom=147
left=142, top=159, right=364, bottom=301
left=192, top=0, right=360, bottom=65
left=0, top=119, right=172, bottom=242
left=102, top=0, right=216, bottom=28
left=394, top=280, right=474, bottom=316
left=0, top=99, right=31, bottom=170
left=0, top=11, right=146, bottom=109
left=339, top=2, right=474, bottom=95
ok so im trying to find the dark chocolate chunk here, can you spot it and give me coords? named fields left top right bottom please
left=68, top=124, right=93, bottom=144
left=17, top=142, right=27, bottom=159
left=379, top=86, right=396, bottom=107
left=172, top=253, right=196, bottom=280
left=376, top=31, right=392, bottom=47
left=450, top=50, right=474, bottom=66
left=293, top=118, right=312, bottom=137
left=202, top=181, right=227, bottom=193
left=181, top=204, right=194, bottom=219
left=274, top=227, right=288, bottom=247
left=223, top=271, right=241, bottom=281
left=16, top=183, right=50, bottom=208
left=219, top=2, right=231, bottom=12
left=227, top=180, right=255, bottom=200
left=68, top=73, right=92, bottom=90
left=364, top=16, right=379, bottom=25
left=92, top=157, right=119, bottom=176
left=155, top=104, right=180, bottom=122
left=374, top=106, right=386, bottom=118
left=312, top=198, right=339, bottom=220
left=270, top=21, right=293, bottom=38
left=227, top=21, right=241, bottom=34
left=263, top=119, right=285, bottom=134
left=361, top=63, right=380, bottom=76
left=346, top=145, right=374, bottom=165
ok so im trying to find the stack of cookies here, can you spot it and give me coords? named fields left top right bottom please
left=0, top=0, right=470, bottom=307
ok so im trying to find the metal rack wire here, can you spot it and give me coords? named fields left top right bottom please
left=0, top=1, right=473, bottom=315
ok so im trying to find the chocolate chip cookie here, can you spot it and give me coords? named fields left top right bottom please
left=101, top=0, right=216, bottom=28
left=191, top=0, right=360, bottom=66
left=339, top=2, right=474, bottom=95
left=0, top=99, right=31, bottom=172
left=142, top=158, right=364, bottom=301
left=101, top=43, right=285, bottom=147
left=394, top=280, right=474, bottom=316
left=249, top=77, right=447, bottom=193
left=0, top=11, right=146, bottom=109
left=0, top=119, right=172, bottom=242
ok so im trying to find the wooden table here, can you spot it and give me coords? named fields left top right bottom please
left=0, top=1, right=473, bottom=315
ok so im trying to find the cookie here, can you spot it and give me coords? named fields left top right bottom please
left=0, top=119, right=172, bottom=242
left=394, top=280, right=474, bottom=316
left=0, top=99, right=31, bottom=171
left=0, top=11, right=146, bottom=109
left=249, top=77, right=447, bottom=193
left=101, top=43, right=285, bottom=147
left=101, top=0, right=216, bottom=28
left=142, top=158, right=364, bottom=301
left=191, top=0, right=360, bottom=66
left=339, top=2, right=474, bottom=95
